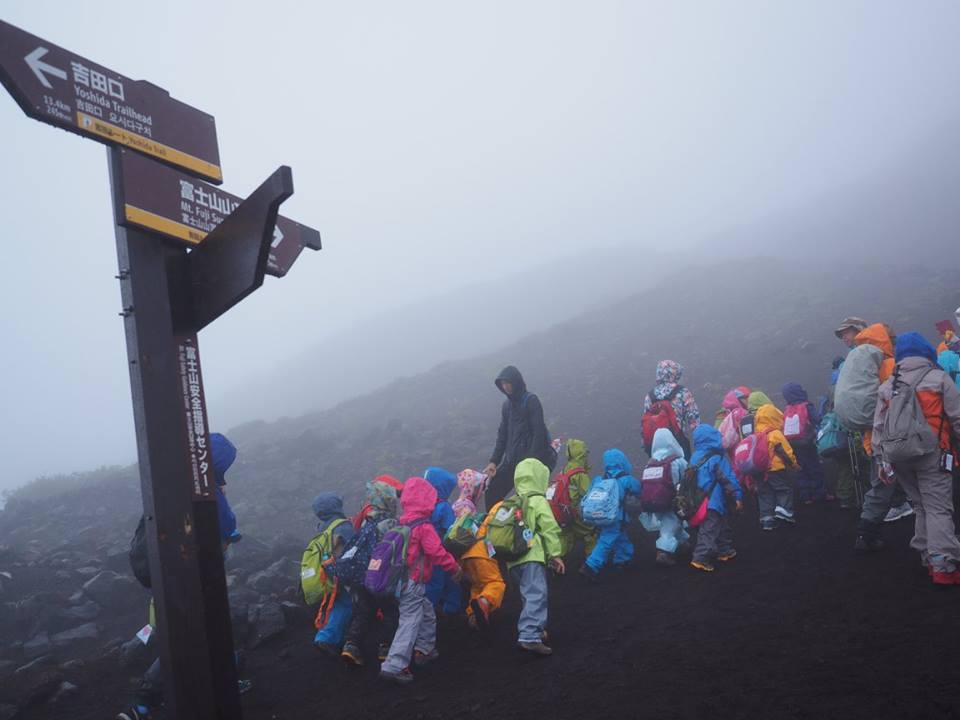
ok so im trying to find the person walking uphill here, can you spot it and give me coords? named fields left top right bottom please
left=483, top=366, right=555, bottom=507
left=872, top=332, right=960, bottom=585
left=689, top=425, right=743, bottom=572
left=642, top=360, right=700, bottom=460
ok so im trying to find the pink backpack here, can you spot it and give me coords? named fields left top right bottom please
left=783, top=403, right=812, bottom=444
left=733, top=431, right=770, bottom=475
left=719, top=408, right=747, bottom=449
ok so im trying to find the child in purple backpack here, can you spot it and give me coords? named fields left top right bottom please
left=380, top=477, right=461, bottom=685
left=782, top=382, right=830, bottom=504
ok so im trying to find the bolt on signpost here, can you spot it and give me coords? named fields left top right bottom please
left=1, top=19, right=321, bottom=719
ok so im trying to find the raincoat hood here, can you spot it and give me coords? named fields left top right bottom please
left=602, top=448, right=632, bottom=478
left=651, top=428, right=684, bottom=461
left=312, top=491, right=346, bottom=531
left=399, top=477, right=438, bottom=523
left=722, top=388, right=750, bottom=411
left=452, top=469, right=488, bottom=516
left=655, top=360, right=683, bottom=386
left=565, top=438, right=589, bottom=470
left=495, top=365, right=527, bottom=399
left=755, top=404, right=784, bottom=433
left=365, top=479, right=399, bottom=520
left=781, top=382, right=808, bottom=405
left=210, top=433, right=236, bottom=486
left=939, top=350, right=960, bottom=375
left=514, top=458, right=550, bottom=497
left=692, top=424, right=724, bottom=455
left=423, top=467, right=457, bottom=501
left=855, top=323, right=894, bottom=358
left=895, top=332, right=937, bottom=364
left=747, top=391, right=773, bottom=413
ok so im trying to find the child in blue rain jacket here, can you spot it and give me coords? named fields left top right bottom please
left=639, top=428, right=691, bottom=567
left=579, top=449, right=641, bottom=581
left=423, top=467, right=463, bottom=615
left=689, top=425, right=743, bottom=572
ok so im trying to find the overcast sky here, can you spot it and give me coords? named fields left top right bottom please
left=2, top=1, right=959, bottom=492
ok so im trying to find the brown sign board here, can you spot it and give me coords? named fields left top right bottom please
left=0, top=20, right=222, bottom=183
left=115, top=149, right=320, bottom=277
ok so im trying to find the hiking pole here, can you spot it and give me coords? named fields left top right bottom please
left=849, top=435, right=864, bottom=508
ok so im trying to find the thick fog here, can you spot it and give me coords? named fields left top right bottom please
left=2, top=1, right=960, bottom=493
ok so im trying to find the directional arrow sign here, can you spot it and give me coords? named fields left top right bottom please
left=0, top=20, right=222, bottom=183
left=114, top=149, right=320, bottom=277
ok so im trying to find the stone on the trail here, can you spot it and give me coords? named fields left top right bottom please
left=22, top=633, right=50, bottom=660
left=57, top=600, right=100, bottom=623
left=247, top=601, right=285, bottom=648
left=81, top=571, right=136, bottom=608
left=51, top=622, right=99, bottom=647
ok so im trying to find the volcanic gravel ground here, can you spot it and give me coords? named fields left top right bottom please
left=42, top=502, right=960, bottom=720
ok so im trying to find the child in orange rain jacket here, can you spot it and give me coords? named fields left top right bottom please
left=452, top=469, right=506, bottom=630
left=754, top=404, right=800, bottom=531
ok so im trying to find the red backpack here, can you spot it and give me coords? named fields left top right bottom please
left=783, top=403, right=812, bottom=444
left=733, top=431, right=770, bottom=476
left=548, top=467, right=584, bottom=528
left=639, top=456, right=679, bottom=512
left=642, top=387, right=685, bottom=455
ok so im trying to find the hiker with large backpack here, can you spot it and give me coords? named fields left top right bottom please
left=553, top=439, right=599, bottom=558
left=338, top=479, right=401, bottom=667
left=423, top=467, right=463, bottom=616
left=638, top=429, right=691, bottom=567
left=446, top=468, right=505, bottom=631
left=753, top=404, right=800, bottom=530
left=578, top=449, right=641, bottom=582
left=688, top=425, right=744, bottom=572
left=493, top=458, right=565, bottom=655
left=782, top=382, right=829, bottom=504
left=642, top=360, right=701, bottom=460
left=117, top=433, right=247, bottom=720
left=837, top=324, right=914, bottom=548
left=870, top=332, right=960, bottom=585
left=306, top=492, right=356, bottom=656
left=379, top=477, right=461, bottom=684
left=483, top=366, right=557, bottom=508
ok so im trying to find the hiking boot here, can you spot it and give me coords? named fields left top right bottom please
left=379, top=668, right=414, bottom=685
left=412, top=649, right=439, bottom=667
left=716, top=549, right=738, bottom=562
left=760, top=518, right=777, bottom=531
left=774, top=506, right=795, bottom=524
left=655, top=551, right=676, bottom=567
left=884, top=502, right=914, bottom=523
left=931, top=568, right=960, bottom=586
left=517, top=641, right=553, bottom=656
left=578, top=564, right=599, bottom=583
left=690, top=560, right=715, bottom=573
left=377, top=642, right=390, bottom=662
left=116, top=707, right=152, bottom=720
left=315, top=641, right=340, bottom=657
left=470, top=597, right=491, bottom=630
left=341, top=641, right=364, bottom=666
left=854, top=534, right=885, bottom=552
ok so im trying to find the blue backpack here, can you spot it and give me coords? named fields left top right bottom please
left=580, top=476, right=621, bottom=527
left=816, top=412, right=848, bottom=459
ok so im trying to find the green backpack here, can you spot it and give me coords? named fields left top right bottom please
left=443, top=511, right=486, bottom=557
left=300, top=518, right=348, bottom=606
left=485, top=494, right=539, bottom=561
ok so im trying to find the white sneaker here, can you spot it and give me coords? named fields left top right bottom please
left=883, top=502, right=914, bottom=523
left=774, top=506, right=795, bottom=523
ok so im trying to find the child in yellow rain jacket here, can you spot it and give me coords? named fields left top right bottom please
left=452, top=469, right=506, bottom=630
left=755, top=404, right=800, bottom=531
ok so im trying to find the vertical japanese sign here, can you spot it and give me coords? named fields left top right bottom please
left=175, top=335, right=214, bottom=500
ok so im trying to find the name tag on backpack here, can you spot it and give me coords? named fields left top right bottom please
left=587, top=489, right=608, bottom=501
left=742, top=422, right=753, bottom=435
left=784, top=415, right=801, bottom=436
left=545, top=486, right=556, bottom=500
left=643, top=466, right=665, bottom=480
left=367, top=558, right=382, bottom=571
left=301, top=567, right=317, bottom=580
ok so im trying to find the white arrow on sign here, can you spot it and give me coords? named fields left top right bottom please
left=24, top=47, right=67, bottom=89
left=271, top=226, right=284, bottom=248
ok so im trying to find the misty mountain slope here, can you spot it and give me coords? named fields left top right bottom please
left=215, top=246, right=665, bottom=427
